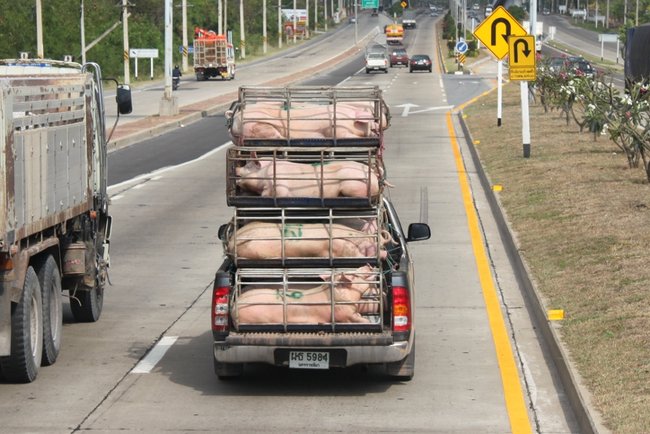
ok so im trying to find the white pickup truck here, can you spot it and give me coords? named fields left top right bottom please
left=365, top=52, right=389, bottom=73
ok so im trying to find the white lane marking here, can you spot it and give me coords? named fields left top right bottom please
left=131, top=336, right=179, bottom=374
left=108, top=141, right=232, bottom=192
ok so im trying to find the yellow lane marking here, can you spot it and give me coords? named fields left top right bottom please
left=445, top=112, right=533, bottom=434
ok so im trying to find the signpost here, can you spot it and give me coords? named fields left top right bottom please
left=508, top=35, right=536, bottom=81
left=130, top=48, right=159, bottom=79
left=474, top=6, right=527, bottom=127
left=598, top=33, right=619, bottom=62
left=473, top=6, right=527, bottom=59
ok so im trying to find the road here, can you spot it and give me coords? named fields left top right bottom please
left=1, top=10, right=585, bottom=434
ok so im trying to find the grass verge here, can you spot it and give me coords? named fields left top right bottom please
left=463, top=82, right=650, bottom=434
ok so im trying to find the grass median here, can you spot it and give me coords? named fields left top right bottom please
left=462, top=81, right=649, bottom=434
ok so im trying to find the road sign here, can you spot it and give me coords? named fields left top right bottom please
left=130, top=48, right=159, bottom=58
left=361, top=0, right=379, bottom=8
left=455, top=40, right=468, bottom=54
left=473, top=6, right=527, bottom=60
left=508, top=35, right=536, bottom=81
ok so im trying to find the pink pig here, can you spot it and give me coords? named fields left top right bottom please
left=234, top=265, right=380, bottom=325
left=235, top=159, right=382, bottom=198
left=227, top=101, right=387, bottom=140
left=228, top=221, right=391, bottom=260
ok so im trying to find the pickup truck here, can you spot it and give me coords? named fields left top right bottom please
left=366, top=52, right=389, bottom=73
left=212, top=198, right=430, bottom=380
left=214, top=86, right=430, bottom=380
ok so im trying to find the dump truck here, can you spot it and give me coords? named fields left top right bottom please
left=212, top=86, right=430, bottom=380
left=385, top=24, right=405, bottom=45
left=0, top=57, right=132, bottom=383
left=193, top=27, right=236, bottom=81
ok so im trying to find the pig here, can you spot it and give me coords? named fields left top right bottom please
left=235, top=159, right=383, bottom=199
left=228, top=220, right=392, bottom=260
left=226, top=101, right=388, bottom=141
left=234, top=265, right=380, bottom=325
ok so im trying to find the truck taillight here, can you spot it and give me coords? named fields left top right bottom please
left=392, top=286, right=411, bottom=332
left=212, top=285, right=230, bottom=332
left=0, top=253, right=13, bottom=271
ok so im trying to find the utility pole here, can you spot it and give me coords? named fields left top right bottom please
left=159, top=0, right=178, bottom=115
left=278, top=0, right=283, bottom=48
left=263, top=0, right=268, bottom=53
left=182, top=0, right=188, bottom=72
left=315, top=0, right=318, bottom=32
left=218, top=0, right=223, bottom=34
left=354, top=0, right=357, bottom=44
left=224, top=0, right=228, bottom=35
left=325, top=0, right=328, bottom=31
left=36, top=0, right=44, bottom=58
left=240, top=0, right=246, bottom=59
left=80, top=0, right=86, bottom=63
left=122, top=0, right=130, bottom=84
left=293, top=0, right=297, bottom=44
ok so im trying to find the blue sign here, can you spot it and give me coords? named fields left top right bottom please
left=455, top=41, right=468, bottom=54
left=179, top=45, right=194, bottom=54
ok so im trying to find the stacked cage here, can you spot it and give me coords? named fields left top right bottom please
left=223, top=86, right=392, bottom=331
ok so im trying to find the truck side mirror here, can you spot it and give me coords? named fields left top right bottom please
left=218, top=224, right=229, bottom=241
left=116, top=85, right=132, bottom=115
left=406, top=223, right=431, bottom=242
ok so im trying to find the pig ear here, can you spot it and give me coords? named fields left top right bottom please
left=244, top=159, right=261, bottom=170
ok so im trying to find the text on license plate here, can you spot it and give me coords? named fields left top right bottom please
left=289, top=351, right=329, bottom=369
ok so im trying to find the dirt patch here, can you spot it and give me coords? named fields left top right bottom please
left=464, top=83, right=650, bottom=434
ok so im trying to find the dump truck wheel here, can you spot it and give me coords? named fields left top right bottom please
left=70, top=286, right=103, bottom=323
left=37, top=255, right=62, bottom=366
left=0, top=266, right=43, bottom=383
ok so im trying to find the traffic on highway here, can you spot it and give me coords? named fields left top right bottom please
left=2, top=3, right=636, bottom=433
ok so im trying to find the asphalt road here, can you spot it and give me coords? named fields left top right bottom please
left=0, top=10, right=583, bottom=434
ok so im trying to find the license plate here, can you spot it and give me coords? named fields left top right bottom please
left=289, top=351, right=330, bottom=369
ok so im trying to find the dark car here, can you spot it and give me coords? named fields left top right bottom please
left=547, top=56, right=595, bottom=78
left=409, top=54, right=432, bottom=73
left=390, top=48, right=409, bottom=67
left=566, top=57, right=596, bottom=78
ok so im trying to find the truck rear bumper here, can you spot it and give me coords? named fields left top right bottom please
left=213, top=340, right=410, bottom=366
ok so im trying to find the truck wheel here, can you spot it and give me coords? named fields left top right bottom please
left=70, top=286, right=103, bottom=323
left=0, top=266, right=43, bottom=383
left=36, top=255, right=62, bottom=366
left=384, top=344, right=415, bottom=381
left=214, top=359, right=243, bottom=380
